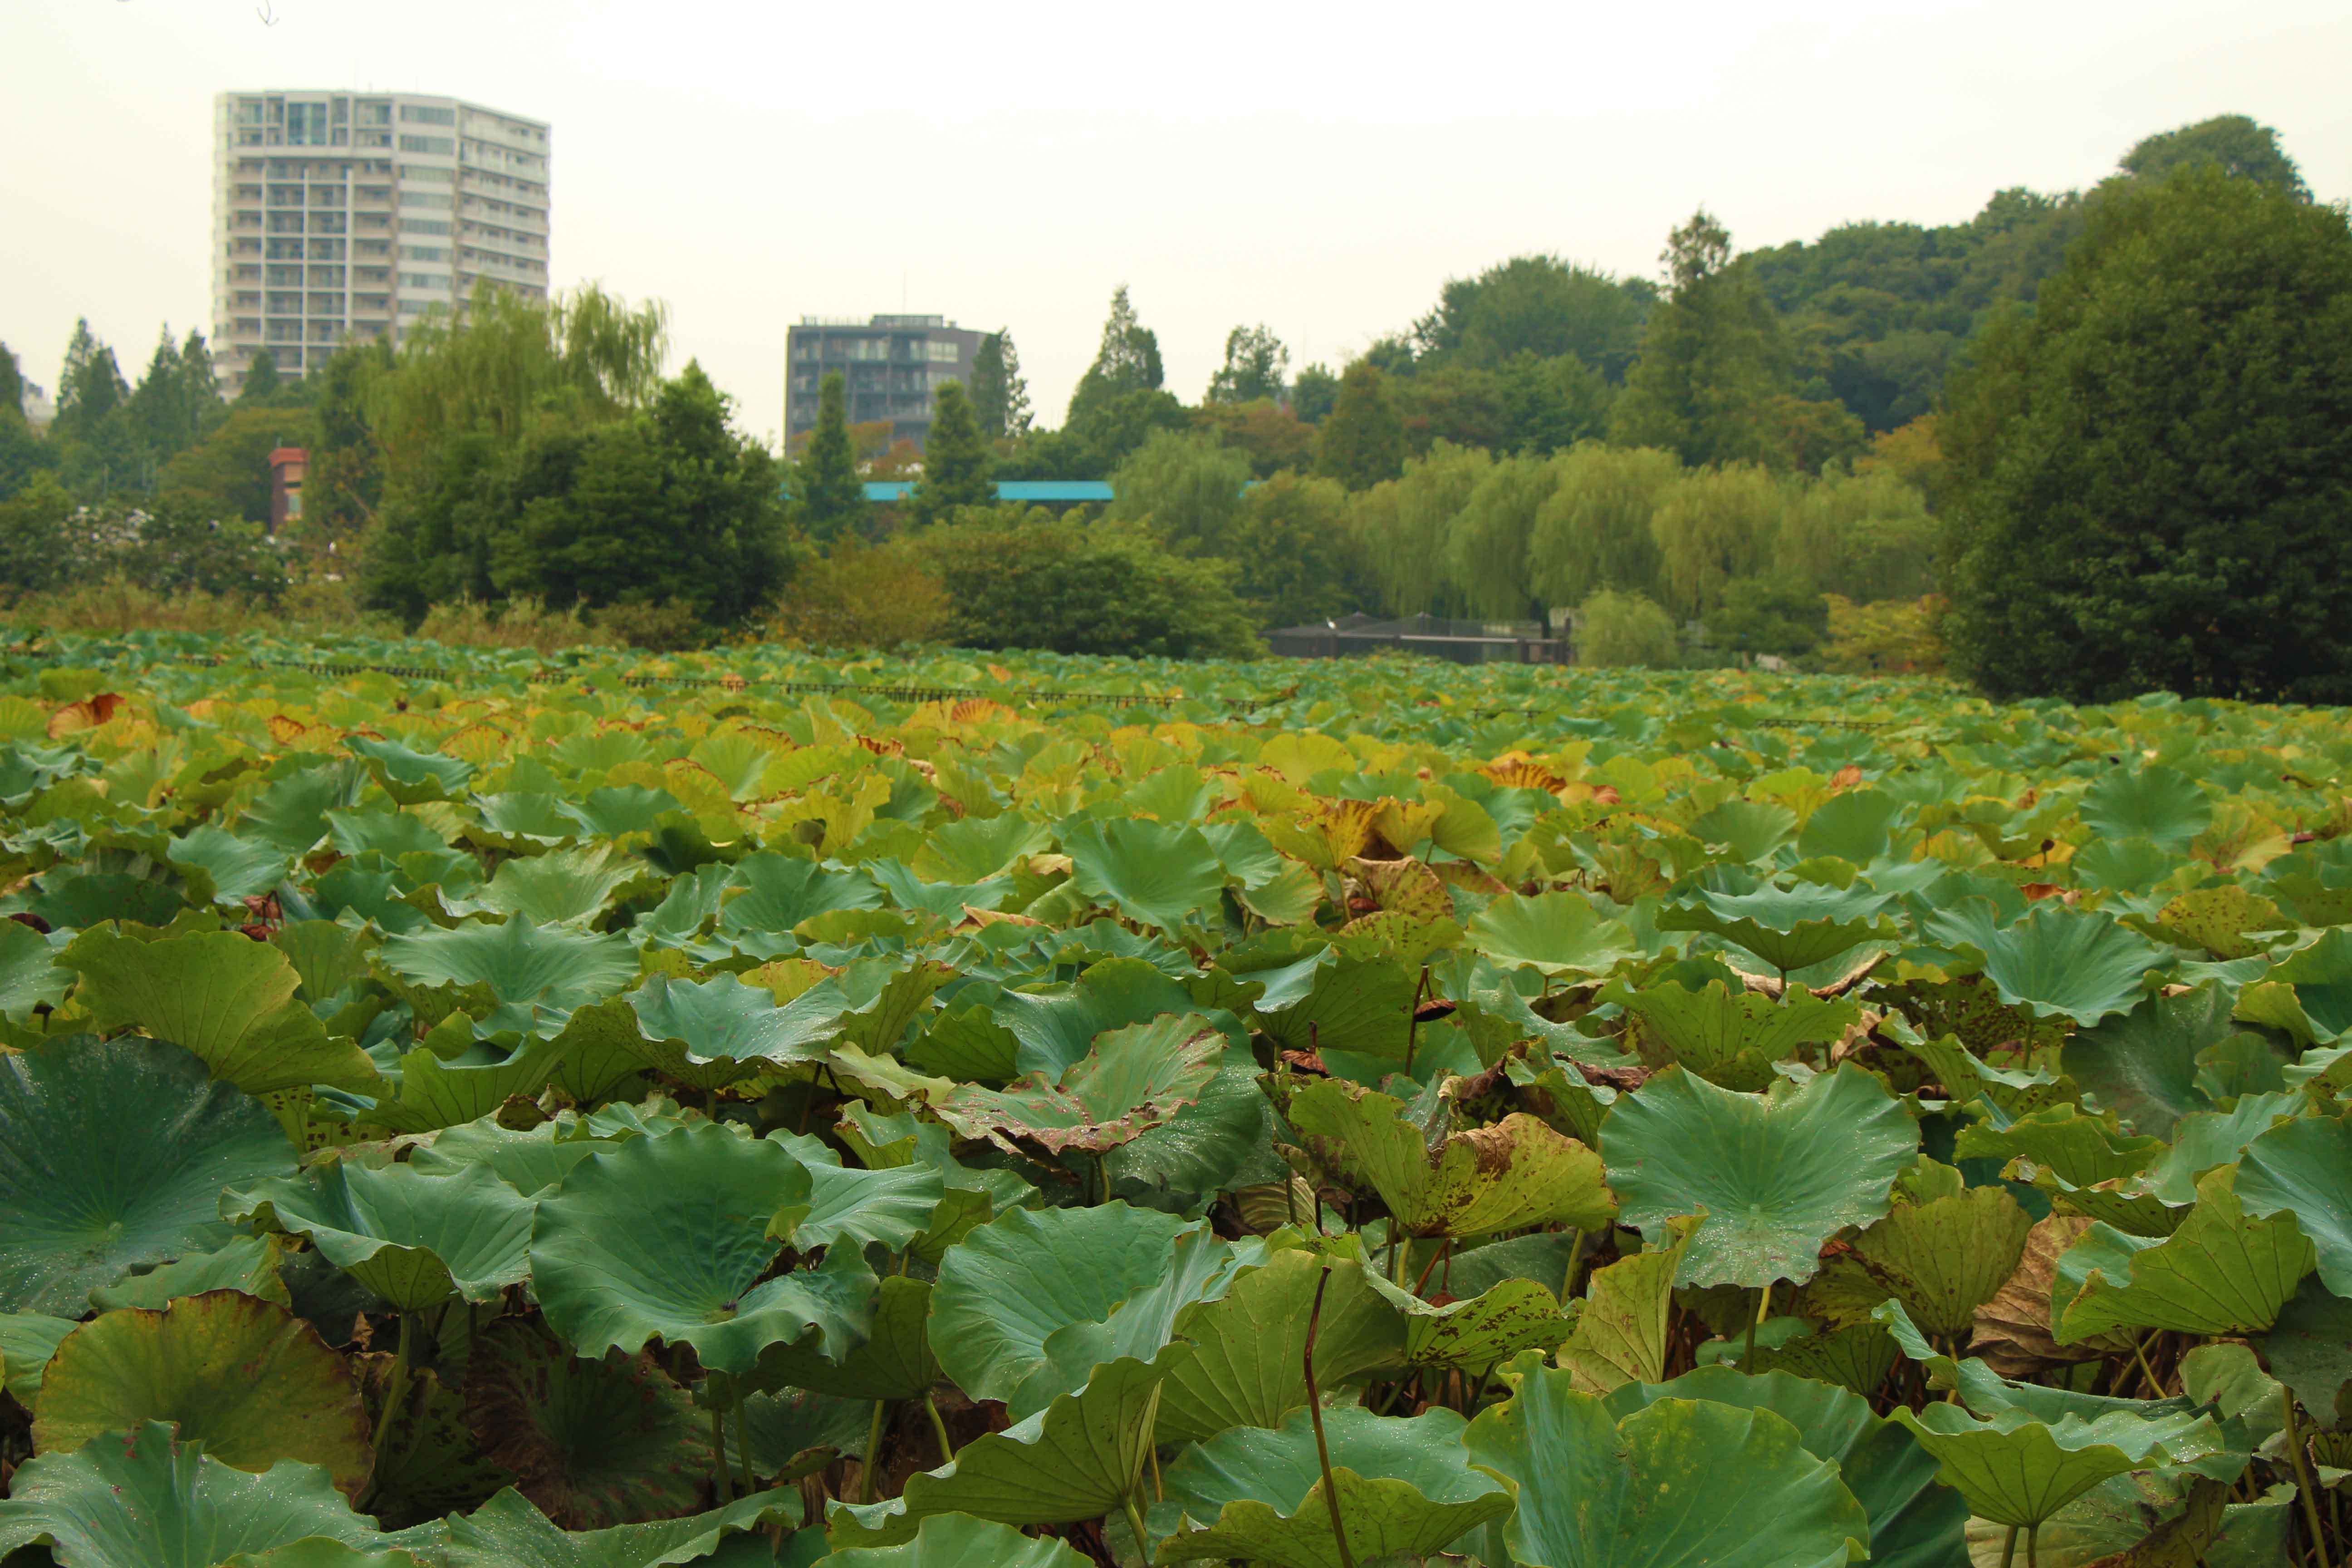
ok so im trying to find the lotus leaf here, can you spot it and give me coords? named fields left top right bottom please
left=2235, top=1112, right=2352, bottom=1295
left=378, top=916, right=639, bottom=1040
left=628, top=970, right=858, bottom=1069
left=1286, top=1079, right=1615, bottom=1239
left=745, top=1275, right=941, bottom=1401
left=431, top=1487, right=802, bottom=1568
left=821, top=1512, right=1086, bottom=1567
left=1153, top=1248, right=1407, bottom=1443
left=32, top=1291, right=372, bottom=1494
left=1659, top=878, right=1899, bottom=977
left=0, top=1421, right=387, bottom=1566
left=2065, top=984, right=2235, bottom=1140
left=1467, top=890, right=1640, bottom=982
left=0, top=916, right=69, bottom=1020
left=1559, top=1215, right=1701, bottom=1393
left=1061, top=816, right=1228, bottom=936
left=60, top=926, right=379, bottom=1095
left=348, top=733, right=473, bottom=800
left=359, top=1036, right=571, bottom=1135
left=0, top=1036, right=295, bottom=1314
left=1609, top=975, right=1858, bottom=1090
left=88, top=1233, right=292, bottom=1312
left=2081, top=765, right=2211, bottom=851
left=461, top=1318, right=712, bottom=1529
left=1601, top=1366, right=1965, bottom=1568
left=2261, top=1275, right=2352, bottom=1422
left=1151, top=1404, right=1510, bottom=1568
left=448, top=843, right=660, bottom=926
left=1465, top=1362, right=1873, bottom=1568
left=1888, top=1396, right=2227, bottom=1530
left=928, top=1014, right=1225, bottom=1155
left=1850, top=1186, right=2034, bottom=1338
left=530, top=1123, right=879, bottom=1374
left=2, top=1313, right=83, bottom=1404
left=2053, top=1167, right=2314, bottom=1342
left=1688, top=798, right=1798, bottom=863
left=222, top=1159, right=534, bottom=1309
left=1929, top=902, right=2168, bottom=1026
left=1604, top=1063, right=1916, bottom=1289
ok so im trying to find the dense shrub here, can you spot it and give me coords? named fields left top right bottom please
left=1574, top=589, right=1679, bottom=667
left=920, top=514, right=1264, bottom=660
left=769, top=539, right=950, bottom=649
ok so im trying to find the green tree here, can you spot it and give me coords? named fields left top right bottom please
left=238, top=348, right=282, bottom=403
left=1702, top=577, right=1828, bottom=659
left=1066, top=285, right=1164, bottom=426
left=911, top=382, right=993, bottom=524
left=0, top=341, right=26, bottom=426
left=1940, top=165, right=2352, bottom=702
left=154, top=404, right=317, bottom=526
left=969, top=330, right=1032, bottom=440
left=1290, top=363, right=1340, bottom=424
left=1352, top=439, right=1490, bottom=615
left=1648, top=462, right=1785, bottom=620
left=1226, top=470, right=1369, bottom=627
left=484, top=362, right=788, bottom=628
left=2121, top=115, right=2309, bottom=201
left=1448, top=453, right=1560, bottom=618
left=1777, top=466, right=1935, bottom=603
left=1611, top=210, right=1791, bottom=467
left=1496, top=351, right=1613, bottom=455
left=1107, top=428, right=1251, bottom=557
left=1205, top=325, right=1289, bottom=404
left=921, top=512, right=1263, bottom=659
left=1315, top=362, right=1405, bottom=491
left=0, top=475, right=82, bottom=593
left=1065, top=387, right=1189, bottom=476
left=297, top=338, right=388, bottom=544
left=1526, top=443, right=1681, bottom=609
left=1412, top=255, right=1655, bottom=382
left=796, top=371, right=865, bottom=544
left=1575, top=588, right=1680, bottom=667
left=52, top=320, right=127, bottom=448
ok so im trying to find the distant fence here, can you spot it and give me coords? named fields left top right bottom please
left=1265, top=614, right=1572, bottom=666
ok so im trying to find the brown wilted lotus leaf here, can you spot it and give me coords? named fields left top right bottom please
left=1971, top=1214, right=2132, bottom=1376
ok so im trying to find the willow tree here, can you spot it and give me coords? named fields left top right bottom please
left=1647, top=462, right=1785, bottom=619
left=1526, top=443, right=1681, bottom=610
left=365, top=284, right=669, bottom=489
left=1776, top=466, right=1935, bottom=603
left=1352, top=439, right=1489, bottom=616
left=1446, top=453, right=1560, bottom=619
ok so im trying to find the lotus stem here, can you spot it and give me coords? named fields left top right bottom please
left=1560, top=1229, right=1587, bottom=1303
left=1149, top=1437, right=1164, bottom=1502
left=711, top=1399, right=732, bottom=1504
left=1998, top=1524, right=2018, bottom=1568
left=369, top=1311, right=414, bottom=1460
left=1744, top=1280, right=1771, bottom=1366
left=735, top=1392, right=754, bottom=1496
left=1304, top=1266, right=1358, bottom=1568
left=858, top=1399, right=888, bottom=1503
left=1123, top=1491, right=1154, bottom=1563
left=922, top=1394, right=955, bottom=1465
left=2026, top=1524, right=2039, bottom=1568
left=1404, top=964, right=1430, bottom=1076
left=2130, top=1333, right=2164, bottom=1399
left=2284, top=1386, right=2334, bottom=1568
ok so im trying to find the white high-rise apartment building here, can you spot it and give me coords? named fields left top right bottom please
left=210, top=90, right=552, bottom=394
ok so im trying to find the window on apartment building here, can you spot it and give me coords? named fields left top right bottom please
left=398, top=136, right=455, bottom=155
left=400, top=191, right=454, bottom=210
left=360, top=102, right=392, bottom=126
left=311, top=186, right=347, bottom=206
left=925, top=341, right=960, bottom=363
left=400, top=219, right=451, bottom=236
left=286, top=103, right=331, bottom=145
left=306, top=239, right=348, bottom=260
left=400, top=272, right=451, bottom=290
left=267, top=213, right=305, bottom=234
left=235, top=99, right=266, bottom=126
left=400, top=245, right=448, bottom=262
left=401, top=163, right=454, bottom=181
left=311, top=212, right=347, bottom=234
left=399, top=105, right=456, bottom=125
left=266, top=265, right=302, bottom=286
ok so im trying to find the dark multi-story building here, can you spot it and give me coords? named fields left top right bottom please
left=784, top=315, right=987, bottom=451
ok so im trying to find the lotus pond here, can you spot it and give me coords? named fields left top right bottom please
left=2, top=629, right=2352, bottom=1568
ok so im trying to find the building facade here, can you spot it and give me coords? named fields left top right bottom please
left=210, top=90, right=552, bottom=396
left=784, top=316, right=986, bottom=451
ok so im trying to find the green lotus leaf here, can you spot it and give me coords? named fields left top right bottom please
left=1287, top=1079, right=1615, bottom=1239
left=529, top=1123, right=877, bottom=1374
left=1849, top=1186, right=2033, bottom=1338
left=378, top=916, right=639, bottom=1041
left=358, top=1362, right=510, bottom=1532
left=2237, top=1112, right=2352, bottom=1295
left=717, top=852, right=887, bottom=949
left=460, top=1318, right=711, bottom=1529
left=169, top=823, right=296, bottom=905
left=60, top=926, right=379, bottom=1095
left=1151, top=1404, right=1509, bottom=1568
left=824, top=1511, right=1088, bottom=1568
left=325, top=807, right=453, bottom=861
left=1103, top=1062, right=1287, bottom=1208
left=1559, top=1215, right=1702, bottom=1393
left=825, top=1352, right=1185, bottom=1547
left=32, top=1291, right=372, bottom=1495
left=402, top=1114, right=601, bottom=1195
left=1369, top=1274, right=1571, bottom=1370
left=1244, top=947, right=1416, bottom=1061
left=1889, top=1019, right=2076, bottom=1121
left=1467, top=890, right=1639, bottom=982
left=2140, top=1090, right=2303, bottom=1204
left=834, top=1104, right=1035, bottom=1262
left=431, top=1487, right=801, bottom=1568
left=1887, top=1393, right=2226, bottom=1529
left=2134, top=884, right=2290, bottom=960
left=0, top=1421, right=387, bottom=1567
left=2261, top=1275, right=2352, bottom=1423
left=446, top=843, right=662, bottom=926
left=1687, top=799, right=1799, bottom=864
left=1607, top=975, right=1858, bottom=1091
left=2065, top=984, right=2235, bottom=1139
left=273, top=921, right=377, bottom=1008
left=2245, top=927, right=2352, bottom=1045
left=0, top=916, right=70, bottom=1020
left=774, top=1160, right=946, bottom=1254
left=359, top=1037, right=571, bottom=1136
left=929, top=1201, right=1196, bottom=1414
left=1604, top=1064, right=1916, bottom=1289
left=1658, top=878, right=1899, bottom=977
left=1928, top=902, right=2167, bottom=1027
left=2053, top=1167, right=2314, bottom=1342
left=2080, top=764, right=2211, bottom=851
left=466, top=790, right=581, bottom=849
left=1798, top=789, right=1903, bottom=863
left=1951, top=1102, right=2162, bottom=1189
left=913, top=812, right=1053, bottom=884
left=1450, top=953, right=1637, bottom=1073
left=1602, top=1365, right=1965, bottom=1568
left=0, top=1036, right=295, bottom=1314
left=867, top=857, right=1014, bottom=921
left=218, top=1540, right=427, bottom=1568
left=628, top=970, right=857, bottom=1069
left=240, top=760, right=368, bottom=857
left=2, top=1312, right=81, bottom=1404
left=992, top=957, right=1225, bottom=1078
left=1742, top=1320, right=1900, bottom=1396
left=1464, top=1362, right=1872, bottom=1568
left=88, top=1233, right=292, bottom=1312
left=1061, top=816, right=1227, bottom=936
left=348, top=733, right=474, bottom=802
left=745, top=1274, right=940, bottom=1400
left=556, top=784, right=686, bottom=840
left=930, top=1014, right=1226, bottom=1156
left=535, top=994, right=657, bottom=1104
left=222, top=1159, right=534, bottom=1309
left=1153, top=1248, right=1408, bottom=1444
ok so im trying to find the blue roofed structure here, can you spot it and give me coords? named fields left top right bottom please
left=857, top=480, right=1114, bottom=505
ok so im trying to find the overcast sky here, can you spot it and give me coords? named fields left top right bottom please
left=5, top=0, right=2347, bottom=446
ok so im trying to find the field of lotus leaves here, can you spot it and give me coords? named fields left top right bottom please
left=5, top=627, right=2352, bottom=1568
